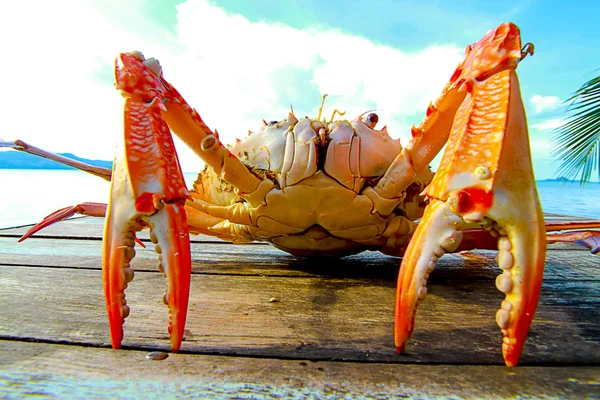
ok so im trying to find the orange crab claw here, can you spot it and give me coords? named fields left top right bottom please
left=103, top=200, right=190, bottom=352
left=374, top=23, right=533, bottom=201
left=104, top=59, right=192, bottom=352
left=395, top=40, right=545, bottom=365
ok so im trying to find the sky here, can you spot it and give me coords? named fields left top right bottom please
left=1, top=0, right=598, bottom=180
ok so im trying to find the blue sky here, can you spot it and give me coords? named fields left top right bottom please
left=1, top=0, right=598, bottom=180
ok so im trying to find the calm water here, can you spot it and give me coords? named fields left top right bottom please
left=1, top=169, right=599, bottom=229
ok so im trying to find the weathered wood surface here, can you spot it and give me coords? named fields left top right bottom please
left=1, top=216, right=599, bottom=398
left=1, top=341, right=598, bottom=399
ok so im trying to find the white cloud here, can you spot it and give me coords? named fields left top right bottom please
left=530, top=94, right=561, bottom=113
left=1, top=0, right=465, bottom=173
left=0, top=0, right=179, bottom=162
left=531, top=119, right=564, bottom=131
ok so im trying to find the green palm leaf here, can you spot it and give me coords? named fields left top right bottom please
left=550, top=74, right=600, bottom=184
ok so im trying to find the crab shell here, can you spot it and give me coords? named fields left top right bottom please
left=187, top=113, right=433, bottom=257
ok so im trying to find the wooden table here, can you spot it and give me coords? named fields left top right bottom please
left=0, top=216, right=598, bottom=398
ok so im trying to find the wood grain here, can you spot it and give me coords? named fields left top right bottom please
left=1, top=262, right=598, bottom=365
left=1, top=341, right=598, bottom=399
left=1, top=236, right=598, bottom=280
left=1, top=215, right=599, bottom=397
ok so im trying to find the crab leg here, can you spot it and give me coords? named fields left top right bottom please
left=0, top=139, right=112, bottom=180
left=395, top=57, right=544, bottom=366
left=117, top=52, right=274, bottom=208
left=451, top=223, right=600, bottom=253
left=106, top=62, right=192, bottom=351
left=18, top=202, right=107, bottom=241
left=546, top=231, right=600, bottom=253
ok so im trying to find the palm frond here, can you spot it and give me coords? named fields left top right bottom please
left=550, top=74, right=600, bottom=184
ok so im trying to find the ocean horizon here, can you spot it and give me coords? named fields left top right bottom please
left=1, top=169, right=599, bottom=230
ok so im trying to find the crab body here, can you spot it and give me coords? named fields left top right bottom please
left=188, top=114, right=432, bottom=257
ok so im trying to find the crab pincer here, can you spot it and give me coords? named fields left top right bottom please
left=394, top=23, right=545, bottom=366
left=103, top=52, right=192, bottom=352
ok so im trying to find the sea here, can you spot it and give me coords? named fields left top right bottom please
left=1, top=169, right=599, bottom=229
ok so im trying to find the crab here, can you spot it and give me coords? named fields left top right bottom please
left=4, top=22, right=600, bottom=367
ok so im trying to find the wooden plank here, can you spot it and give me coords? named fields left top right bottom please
left=1, top=264, right=598, bottom=365
left=0, top=236, right=306, bottom=277
left=1, top=341, right=598, bottom=399
left=1, top=235, right=598, bottom=281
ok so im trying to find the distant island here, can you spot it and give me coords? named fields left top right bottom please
left=0, top=150, right=112, bottom=170
left=538, top=177, right=599, bottom=184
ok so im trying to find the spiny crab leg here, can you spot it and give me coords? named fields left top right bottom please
left=395, top=23, right=544, bottom=367
left=107, top=57, right=192, bottom=352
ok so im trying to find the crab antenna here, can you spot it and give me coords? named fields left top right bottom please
left=317, top=94, right=328, bottom=121
left=290, top=104, right=294, bottom=114
left=329, top=109, right=346, bottom=122
left=354, top=109, right=379, bottom=121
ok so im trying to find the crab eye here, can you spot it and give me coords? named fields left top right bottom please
left=268, top=120, right=278, bottom=126
left=364, top=113, right=379, bottom=128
